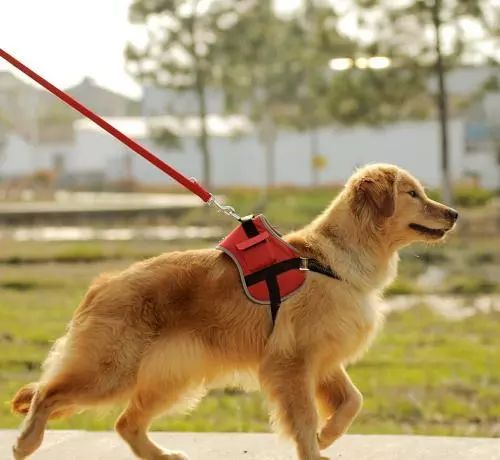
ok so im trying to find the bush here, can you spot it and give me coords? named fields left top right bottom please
left=445, top=276, right=497, bottom=295
left=467, top=251, right=496, bottom=265
left=385, top=278, right=420, bottom=296
left=453, top=186, right=494, bottom=208
left=426, top=186, right=493, bottom=208
left=411, top=247, right=449, bottom=264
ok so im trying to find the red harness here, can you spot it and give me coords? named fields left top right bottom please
left=218, top=215, right=341, bottom=323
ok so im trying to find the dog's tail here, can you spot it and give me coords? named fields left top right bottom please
left=11, top=382, right=37, bottom=415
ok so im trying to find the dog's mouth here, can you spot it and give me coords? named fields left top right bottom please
left=409, top=223, right=449, bottom=238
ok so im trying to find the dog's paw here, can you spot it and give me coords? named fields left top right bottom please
left=12, top=444, right=28, bottom=460
left=317, top=433, right=329, bottom=450
left=318, top=438, right=331, bottom=450
left=317, top=431, right=339, bottom=451
left=154, top=451, right=189, bottom=460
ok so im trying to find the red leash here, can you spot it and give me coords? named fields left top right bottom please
left=0, top=48, right=240, bottom=218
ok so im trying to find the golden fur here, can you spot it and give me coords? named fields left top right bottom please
left=11, top=164, right=457, bottom=460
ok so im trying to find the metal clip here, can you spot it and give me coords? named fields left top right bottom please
left=207, top=196, right=241, bottom=221
left=300, top=258, right=309, bottom=271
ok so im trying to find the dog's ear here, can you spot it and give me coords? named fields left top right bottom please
left=353, top=171, right=396, bottom=221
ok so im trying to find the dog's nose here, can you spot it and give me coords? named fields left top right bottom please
left=447, top=208, right=459, bottom=222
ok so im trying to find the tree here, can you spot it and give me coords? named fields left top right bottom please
left=348, top=0, right=500, bottom=203
left=325, top=62, right=433, bottom=125
left=214, top=0, right=306, bottom=205
left=215, top=1, right=355, bottom=201
left=293, top=1, right=357, bottom=185
left=126, top=0, right=237, bottom=189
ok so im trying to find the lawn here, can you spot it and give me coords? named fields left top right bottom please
left=0, top=232, right=499, bottom=437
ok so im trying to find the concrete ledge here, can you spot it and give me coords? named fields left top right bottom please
left=1, top=431, right=499, bottom=460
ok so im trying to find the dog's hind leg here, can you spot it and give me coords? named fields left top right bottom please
left=12, top=387, right=50, bottom=460
left=116, top=337, right=208, bottom=460
left=116, top=381, right=200, bottom=460
left=12, top=375, right=98, bottom=460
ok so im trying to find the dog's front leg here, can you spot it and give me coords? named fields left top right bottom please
left=259, top=352, right=325, bottom=460
left=316, top=366, right=363, bottom=450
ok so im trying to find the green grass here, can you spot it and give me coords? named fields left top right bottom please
left=0, top=239, right=215, bottom=265
left=177, top=186, right=338, bottom=231
left=1, top=185, right=500, bottom=435
left=0, top=236, right=499, bottom=436
left=445, top=276, right=498, bottom=295
left=384, top=278, right=421, bottom=296
left=351, top=306, right=500, bottom=436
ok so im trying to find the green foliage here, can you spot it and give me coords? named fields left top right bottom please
left=467, top=251, right=496, bottom=265
left=445, top=275, right=497, bottom=295
left=327, top=67, right=432, bottom=125
left=409, top=246, right=449, bottom=265
left=174, top=186, right=340, bottom=230
left=350, top=0, right=500, bottom=109
left=385, top=278, right=420, bottom=296
left=0, top=280, right=41, bottom=292
left=453, top=185, right=494, bottom=207
left=126, top=0, right=237, bottom=188
left=149, top=125, right=180, bottom=149
left=215, top=1, right=305, bottom=121
left=426, top=186, right=493, bottom=207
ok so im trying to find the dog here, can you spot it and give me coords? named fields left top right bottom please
left=11, top=163, right=458, bottom=460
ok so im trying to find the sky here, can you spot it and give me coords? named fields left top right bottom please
left=0, top=0, right=305, bottom=99
left=1, top=0, right=498, bottom=100
left=0, top=0, right=315, bottom=99
left=0, top=0, right=145, bottom=98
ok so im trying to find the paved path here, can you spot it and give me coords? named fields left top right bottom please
left=1, top=431, right=499, bottom=460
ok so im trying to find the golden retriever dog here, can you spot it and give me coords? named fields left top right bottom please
left=11, top=163, right=458, bottom=460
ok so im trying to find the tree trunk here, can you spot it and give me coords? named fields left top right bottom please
left=496, top=148, right=500, bottom=193
left=305, top=0, right=319, bottom=187
left=189, top=7, right=211, bottom=190
left=257, top=109, right=277, bottom=212
left=432, top=0, right=453, bottom=205
left=195, top=72, right=211, bottom=190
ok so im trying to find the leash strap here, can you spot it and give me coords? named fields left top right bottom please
left=0, top=48, right=212, bottom=203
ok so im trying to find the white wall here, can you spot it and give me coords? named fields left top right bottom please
left=0, top=135, right=72, bottom=175
left=462, top=151, right=499, bottom=189
left=124, top=119, right=467, bottom=189
left=2, top=117, right=493, bottom=190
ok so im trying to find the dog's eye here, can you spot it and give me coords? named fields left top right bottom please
left=408, top=190, right=418, bottom=198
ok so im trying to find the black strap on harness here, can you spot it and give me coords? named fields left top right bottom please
left=239, top=216, right=341, bottom=325
left=240, top=215, right=260, bottom=237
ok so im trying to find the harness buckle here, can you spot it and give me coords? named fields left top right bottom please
left=299, top=258, right=309, bottom=271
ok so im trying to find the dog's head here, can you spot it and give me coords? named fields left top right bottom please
left=347, top=164, right=458, bottom=247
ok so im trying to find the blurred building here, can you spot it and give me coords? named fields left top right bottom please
left=141, top=84, right=225, bottom=116
left=68, top=77, right=140, bottom=117
left=0, top=72, right=140, bottom=188
left=1, top=66, right=499, bottom=189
